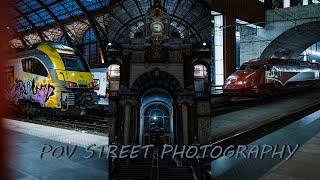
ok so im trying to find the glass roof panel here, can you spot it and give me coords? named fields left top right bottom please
left=16, top=0, right=42, bottom=14
left=137, top=0, right=151, bottom=14
left=17, top=17, right=32, bottom=32
left=10, top=0, right=210, bottom=45
left=43, top=0, right=57, bottom=5
left=49, top=3, right=68, bottom=20
left=25, top=0, right=42, bottom=9
left=110, top=6, right=131, bottom=23
left=17, top=1, right=32, bottom=14
left=27, top=12, right=44, bottom=27
left=36, top=9, right=55, bottom=25
left=49, top=0, right=83, bottom=20
left=80, top=0, right=109, bottom=11
left=62, top=0, right=83, bottom=16
left=165, top=0, right=178, bottom=14
left=26, top=9, right=54, bottom=27
left=123, top=0, right=140, bottom=18
left=175, top=0, right=193, bottom=17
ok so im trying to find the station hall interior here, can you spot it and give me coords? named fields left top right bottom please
left=2, top=0, right=320, bottom=180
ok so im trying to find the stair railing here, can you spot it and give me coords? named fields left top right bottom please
left=190, top=164, right=199, bottom=180
left=150, top=146, right=160, bottom=180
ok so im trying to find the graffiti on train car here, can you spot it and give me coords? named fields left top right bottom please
left=11, top=80, right=26, bottom=104
left=11, top=79, right=55, bottom=107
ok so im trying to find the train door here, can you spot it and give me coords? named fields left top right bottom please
left=92, top=68, right=109, bottom=106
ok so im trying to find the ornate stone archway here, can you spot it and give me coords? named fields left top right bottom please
left=111, top=69, right=202, bottom=145
left=131, top=69, right=183, bottom=98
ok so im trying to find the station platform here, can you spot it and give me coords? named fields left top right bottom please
left=5, top=119, right=109, bottom=180
left=211, top=89, right=320, bottom=141
left=260, top=131, right=320, bottom=180
left=211, top=109, right=320, bottom=179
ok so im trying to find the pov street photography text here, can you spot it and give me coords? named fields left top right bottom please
left=40, top=143, right=300, bottom=161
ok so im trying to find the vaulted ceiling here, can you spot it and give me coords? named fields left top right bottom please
left=8, top=0, right=211, bottom=49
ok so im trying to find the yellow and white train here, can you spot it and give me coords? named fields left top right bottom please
left=5, top=42, right=98, bottom=115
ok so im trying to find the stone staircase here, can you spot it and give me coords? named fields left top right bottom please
left=111, top=156, right=194, bottom=180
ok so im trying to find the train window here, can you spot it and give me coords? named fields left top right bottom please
left=22, top=58, right=48, bottom=77
left=263, top=65, right=271, bottom=71
left=249, top=64, right=261, bottom=70
left=300, top=61, right=309, bottom=67
left=239, top=64, right=248, bottom=70
left=59, top=53, right=90, bottom=72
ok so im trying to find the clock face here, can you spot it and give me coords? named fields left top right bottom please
left=151, top=22, right=164, bottom=33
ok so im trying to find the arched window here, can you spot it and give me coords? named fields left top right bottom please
left=59, top=35, right=69, bottom=46
left=83, top=28, right=99, bottom=66
left=144, top=103, right=170, bottom=133
left=194, top=64, right=208, bottom=92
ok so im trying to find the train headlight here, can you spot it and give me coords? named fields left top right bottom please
left=66, top=81, right=78, bottom=88
left=235, top=81, right=247, bottom=85
left=236, top=81, right=243, bottom=85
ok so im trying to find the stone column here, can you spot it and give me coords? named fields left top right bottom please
left=129, top=100, right=139, bottom=144
left=173, top=102, right=183, bottom=144
left=196, top=100, right=211, bottom=144
left=181, top=103, right=189, bottom=145
left=223, top=15, right=236, bottom=80
left=183, top=53, right=194, bottom=89
left=123, top=104, right=131, bottom=145
left=188, top=104, right=197, bottom=143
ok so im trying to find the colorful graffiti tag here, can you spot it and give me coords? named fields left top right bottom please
left=10, top=80, right=26, bottom=105
left=10, top=79, right=55, bottom=107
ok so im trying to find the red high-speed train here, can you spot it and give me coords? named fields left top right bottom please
left=223, top=58, right=320, bottom=97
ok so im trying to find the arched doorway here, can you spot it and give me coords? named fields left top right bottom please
left=139, top=88, right=173, bottom=145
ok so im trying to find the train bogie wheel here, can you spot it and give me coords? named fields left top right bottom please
left=23, top=102, right=40, bottom=120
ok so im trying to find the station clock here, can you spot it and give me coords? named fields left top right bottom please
left=150, top=21, right=164, bottom=33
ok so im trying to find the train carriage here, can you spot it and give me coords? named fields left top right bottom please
left=5, top=42, right=98, bottom=115
left=223, top=58, right=320, bottom=97
left=91, top=67, right=109, bottom=106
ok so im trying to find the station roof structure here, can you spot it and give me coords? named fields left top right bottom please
left=8, top=0, right=211, bottom=49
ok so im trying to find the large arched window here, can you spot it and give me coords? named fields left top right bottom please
left=144, top=103, right=170, bottom=133
left=83, top=28, right=99, bottom=66
left=59, top=35, right=69, bottom=46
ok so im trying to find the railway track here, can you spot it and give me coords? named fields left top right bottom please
left=211, top=100, right=320, bottom=154
left=6, top=112, right=110, bottom=135
left=211, top=88, right=317, bottom=116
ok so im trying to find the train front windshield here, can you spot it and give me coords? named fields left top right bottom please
left=60, top=53, right=90, bottom=72
left=239, top=64, right=248, bottom=70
